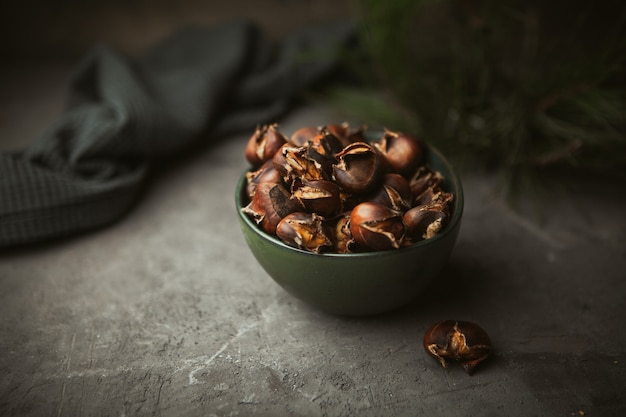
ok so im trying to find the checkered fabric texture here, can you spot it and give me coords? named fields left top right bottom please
left=0, top=20, right=354, bottom=248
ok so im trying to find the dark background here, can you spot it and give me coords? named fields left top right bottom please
left=0, top=0, right=354, bottom=61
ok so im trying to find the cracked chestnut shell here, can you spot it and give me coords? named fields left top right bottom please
left=276, top=212, right=333, bottom=253
left=331, top=212, right=355, bottom=254
left=304, top=137, right=338, bottom=178
left=311, top=128, right=345, bottom=155
left=366, top=173, right=412, bottom=212
left=410, top=165, right=443, bottom=199
left=349, top=202, right=405, bottom=251
left=373, top=129, right=423, bottom=178
left=403, top=203, right=449, bottom=242
left=276, top=144, right=327, bottom=183
left=423, top=320, right=492, bottom=375
left=242, top=182, right=298, bottom=235
left=291, top=179, right=342, bottom=218
left=245, top=159, right=283, bottom=199
left=332, top=142, right=381, bottom=195
left=245, top=124, right=287, bottom=167
left=290, top=126, right=319, bottom=146
left=325, top=122, right=366, bottom=149
left=413, top=186, right=454, bottom=207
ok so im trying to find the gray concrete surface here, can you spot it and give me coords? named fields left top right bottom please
left=2, top=61, right=626, bottom=417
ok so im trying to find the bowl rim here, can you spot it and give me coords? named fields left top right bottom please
left=235, top=144, right=464, bottom=258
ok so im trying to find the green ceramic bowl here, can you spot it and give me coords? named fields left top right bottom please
left=235, top=145, right=463, bottom=316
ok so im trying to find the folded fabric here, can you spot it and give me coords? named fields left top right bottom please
left=0, top=20, right=355, bottom=248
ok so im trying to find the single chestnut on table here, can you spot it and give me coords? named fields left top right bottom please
left=423, top=320, right=492, bottom=375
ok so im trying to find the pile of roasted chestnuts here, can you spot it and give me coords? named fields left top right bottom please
left=241, top=123, right=454, bottom=253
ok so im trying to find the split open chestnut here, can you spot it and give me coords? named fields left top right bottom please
left=423, top=320, right=492, bottom=375
left=245, top=124, right=288, bottom=167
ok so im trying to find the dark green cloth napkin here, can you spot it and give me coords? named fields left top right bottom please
left=0, top=20, right=355, bottom=248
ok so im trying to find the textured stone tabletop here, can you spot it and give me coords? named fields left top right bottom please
left=1, top=64, right=625, bottom=417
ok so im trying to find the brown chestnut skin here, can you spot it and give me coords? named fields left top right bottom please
left=245, top=159, right=283, bottom=199
left=242, top=182, right=298, bottom=235
left=290, top=126, right=319, bottom=146
left=410, top=165, right=443, bottom=198
left=311, top=128, right=345, bottom=155
left=332, top=142, right=381, bottom=195
left=324, top=123, right=349, bottom=147
left=423, top=320, right=492, bottom=375
left=366, top=173, right=412, bottom=212
left=272, top=143, right=290, bottom=180
left=414, top=186, right=454, bottom=207
left=245, top=124, right=288, bottom=167
left=349, top=202, right=405, bottom=251
left=291, top=179, right=342, bottom=218
left=373, top=129, right=423, bottom=178
left=304, top=138, right=338, bottom=179
left=276, top=212, right=333, bottom=253
left=326, top=122, right=367, bottom=148
left=403, top=203, right=449, bottom=242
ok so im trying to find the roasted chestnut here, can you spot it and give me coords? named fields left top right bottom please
left=349, top=202, right=405, bottom=251
left=410, top=165, right=443, bottom=198
left=324, top=123, right=347, bottom=145
left=311, top=128, right=345, bottom=155
left=332, top=142, right=381, bottom=194
left=290, top=126, right=319, bottom=146
left=245, top=159, right=283, bottom=199
left=403, top=203, right=449, bottom=241
left=278, top=144, right=327, bottom=183
left=413, top=186, right=454, bottom=207
left=242, top=182, right=298, bottom=235
left=276, top=212, right=333, bottom=253
left=245, top=124, right=287, bottom=167
left=373, top=129, right=423, bottom=178
left=423, top=320, right=492, bottom=375
left=304, top=137, right=338, bottom=178
left=366, top=173, right=412, bottom=211
left=332, top=212, right=354, bottom=254
left=291, top=179, right=342, bottom=217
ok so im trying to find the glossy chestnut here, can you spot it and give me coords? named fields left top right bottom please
left=410, top=165, right=443, bottom=198
left=403, top=203, right=449, bottom=241
left=349, top=202, right=405, bottom=251
left=290, top=126, right=319, bottom=146
left=245, top=159, right=283, bottom=199
left=241, top=182, right=298, bottom=235
left=245, top=124, right=288, bottom=167
left=423, top=320, right=492, bottom=375
left=366, top=173, right=412, bottom=212
left=373, top=129, right=423, bottom=178
left=276, top=212, right=333, bottom=253
left=291, top=179, right=342, bottom=218
left=332, top=142, right=381, bottom=194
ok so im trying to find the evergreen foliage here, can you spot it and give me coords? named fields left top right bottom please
left=333, top=0, right=626, bottom=194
